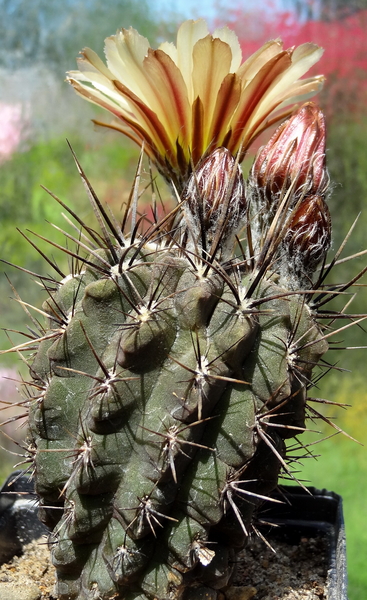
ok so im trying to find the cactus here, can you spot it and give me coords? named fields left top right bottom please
left=2, top=20, right=366, bottom=600
left=28, top=146, right=325, bottom=600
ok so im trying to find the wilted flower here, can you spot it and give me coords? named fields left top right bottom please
left=250, top=102, right=329, bottom=208
left=67, top=20, right=324, bottom=191
left=183, top=147, right=246, bottom=256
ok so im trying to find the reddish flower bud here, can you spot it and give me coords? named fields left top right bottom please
left=183, top=147, right=246, bottom=256
left=251, top=102, right=329, bottom=209
left=283, top=195, right=331, bottom=275
left=185, top=147, right=246, bottom=217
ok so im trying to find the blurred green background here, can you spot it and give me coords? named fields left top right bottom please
left=1, top=0, right=367, bottom=598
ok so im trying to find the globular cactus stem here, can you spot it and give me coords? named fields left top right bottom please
left=1, top=22, right=366, bottom=600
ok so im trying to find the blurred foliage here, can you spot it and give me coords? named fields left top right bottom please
left=0, top=0, right=182, bottom=161
left=0, top=0, right=162, bottom=75
left=318, top=118, right=367, bottom=373
left=299, top=431, right=367, bottom=600
left=0, top=132, right=161, bottom=366
left=0, top=136, right=131, bottom=249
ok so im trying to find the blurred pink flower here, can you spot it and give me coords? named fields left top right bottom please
left=0, top=103, right=26, bottom=163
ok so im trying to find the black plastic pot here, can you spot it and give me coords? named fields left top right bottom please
left=0, top=470, right=48, bottom=563
left=258, top=485, right=347, bottom=600
left=0, top=473, right=347, bottom=599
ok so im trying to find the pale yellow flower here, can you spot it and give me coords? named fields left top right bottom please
left=67, top=19, right=324, bottom=191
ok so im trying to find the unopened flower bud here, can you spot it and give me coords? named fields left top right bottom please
left=251, top=102, right=329, bottom=210
left=183, top=147, right=246, bottom=256
left=283, top=195, right=331, bottom=276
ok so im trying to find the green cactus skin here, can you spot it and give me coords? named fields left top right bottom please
left=5, top=144, right=364, bottom=600
left=29, top=240, right=327, bottom=600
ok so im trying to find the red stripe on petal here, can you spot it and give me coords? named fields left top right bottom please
left=92, top=119, right=157, bottom=160
left=191, top=96, right=204, bottom=166
left=143, top=49, right=191, bottom=151
left=176, top=139, right=191, bottom=184
left=113, top=79, right=178, bottom=168
left=237, top=40, right=284, bottom=82
left=228, top=52, right=292, bottom=153
left=69, top=78, right=131, bottom=120
left=207, top=73, right=241, bottom=151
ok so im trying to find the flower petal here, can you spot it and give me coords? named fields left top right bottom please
left=237, top=40, right=284, bottom=82
left=207, top=73, right=242, bottom=149
left=175, top=19, right=210, bottom=102
left=192, top=35, right=233, bottom=148
left=229, top=44, right=324, bottom=155
left=104, top=30, right=192, bottom=153
left=93, top=118, right=159, bottom=163
left=68, top=76, right=132, bottom=119
left=142, top=49, right=191, bottom=150
left=259, top=44, right=324, bottom=112
left=112, top=79, right=176, bottom=160
left=157, top=41, right=178, bottom=65
left=212, top=26, right=242, bottom=72
left=70, top=76, right=167, bottom=167
left=69, top=64, right=131, bottom=112
left=228, top=51, right=292, bottom=153
left=104, top=28, right=152, bottom=104
left=76, top=47, right=115, bottom=79
left=275, top=76, right=325, bottom=108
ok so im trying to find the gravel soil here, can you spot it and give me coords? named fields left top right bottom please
left=0, top=537, right=56, bottom=600
left=231, top=534, right=328, bottom=600
left=0, top=534, right=328, bottom=600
